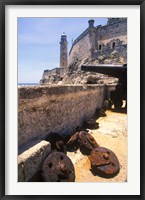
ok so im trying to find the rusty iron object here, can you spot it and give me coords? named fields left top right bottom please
left=83, top=119, right=99, bottom=129
left=79, top=131, right=99, bottom=149
left=45, top=132, right=65, bottom=150
left=44, top=132, right=70, bottom=154
left=66, top=132, right=80, bottom=151
left=89, top=147, right=120, bottom=177
left=66, top=132, right=79, bottom=146
left=99, top=109, right=107, bottom=117
left=95, top=108, right=106, bottom=119
left=42, top=152, right=75, bottom=182
left=78, top=131, right=99, bottom=154
left=55, top=141, right=67, bottom=154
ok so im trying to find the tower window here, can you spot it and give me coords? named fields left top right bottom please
left=112, top=42, right=115, bottom=49
left=99, top=44, right=102, bottom=50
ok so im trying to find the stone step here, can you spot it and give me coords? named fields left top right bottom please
left=18, top=140, right=51, bottom=182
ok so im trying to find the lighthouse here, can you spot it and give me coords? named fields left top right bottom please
left=60, top=33, right=68, bottom=68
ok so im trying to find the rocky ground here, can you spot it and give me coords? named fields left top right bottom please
left=67, top=109, right=127, bottom=182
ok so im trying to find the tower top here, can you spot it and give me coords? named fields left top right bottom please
left=107, top=18, right=125, bottom=25
left=61, top=32, right=66, bottom=36
left=61, top=32, right=67, bottom=38
left=88, top=19, right=95, bottom=28
left=60, top=33, right=67, bottom=43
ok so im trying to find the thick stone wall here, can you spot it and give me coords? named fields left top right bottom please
left=42, top=68, right=65, bottom=79
left=69, top=18, right=127, bottom=65
left=40, top=68, right=66, bottom=85
left=18, top=85, right=106, bottom=148
left=69, top=32, right=91, bottom=65
left=96, top=19, right=127, bottom=45
left=92, top=44, right=127, bottom=64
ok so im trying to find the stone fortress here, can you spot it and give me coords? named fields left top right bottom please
left=40, top=18, right=127, bottom=85
left=69, top=18, right=127, bottom=65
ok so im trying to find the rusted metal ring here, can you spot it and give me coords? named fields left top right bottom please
left=42, top=152, right=75, bottom=182
left=89, top=147, right=120, bottom=177
left=86, top=134, right=99, bottom=148
left=78, top=131, right=99, bottom=150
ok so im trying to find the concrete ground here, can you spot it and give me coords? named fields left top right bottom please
left=67, top=109, right=127, bottom=182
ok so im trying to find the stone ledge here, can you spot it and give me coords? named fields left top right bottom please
left=18, top=84, right=105, bottom=99
left=18, top=140, right=51, bottom=182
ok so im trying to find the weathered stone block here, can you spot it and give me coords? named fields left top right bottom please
left=18, top=140, right=51, bottom=182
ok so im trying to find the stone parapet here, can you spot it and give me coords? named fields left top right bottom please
left=18, top=140, right=51, bottom=182
left=18, top=85, right=107, bottom=147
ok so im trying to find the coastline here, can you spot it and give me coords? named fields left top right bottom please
left=18, top=83, right=39, bottom=87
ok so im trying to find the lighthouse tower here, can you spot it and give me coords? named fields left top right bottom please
left=60, top=33, right=68, bottom=68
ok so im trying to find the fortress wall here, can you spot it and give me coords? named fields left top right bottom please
left=94, top=19, right=127, bottom=64
left=96, top=19, right=127, bottom=45
left=18, top=85, right=106, bottom=148
left=69, top=33, right=91, bottom=65
left=42, top=68, right=65, bottom=79
left=68, top=19, right=127, bottom=66
left=40, top=68, right=66, bottom=85
left=93, top=44, right=127, bottom=64
left=42, top=70, right=49, bottom=79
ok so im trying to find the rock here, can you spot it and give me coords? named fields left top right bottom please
left=40, top=59, right=118, bottom=85
left=86, top=76, right=101, bottom=84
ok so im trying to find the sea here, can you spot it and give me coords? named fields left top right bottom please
left=18, top=83, right=39, bottom=87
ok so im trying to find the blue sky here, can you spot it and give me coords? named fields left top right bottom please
left=18, top=17, right=107, bottom=83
